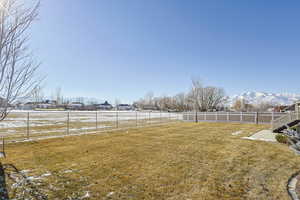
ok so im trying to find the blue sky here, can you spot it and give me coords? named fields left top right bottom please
left=30, top=0, right=300, bottom=103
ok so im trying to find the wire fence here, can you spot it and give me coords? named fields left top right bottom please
left=183, top=112, right=287, bottom=124
left=0, top=111, right=182, bottom=142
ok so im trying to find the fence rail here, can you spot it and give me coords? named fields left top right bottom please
left=1, top=111, right=290, bottom=142
left=0, top=111, right=182, bottom=142
left=183, top=112, right=287, bottom=124
left=271, top=112, right=300, bottom=132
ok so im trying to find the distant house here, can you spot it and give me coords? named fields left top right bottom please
left=36, top=100, right=57, bottom=109
left=273, top=105, right=291, bottom=112
left=273, top=101, right=300, bottom=112
left=67, top=102, right=84, bottom=110
left=36, top=103, right=56, bottom=109
left=96, top=101, right=113, bottom=110
left=142, top=105, right=159, bottom=111
left=48, top=100, right=58, bottom=105
left=84, top=105, right=97, bottom=111
left=117, top=104, right=132, bottom=111
left=20, top=102, right=36, bottom=110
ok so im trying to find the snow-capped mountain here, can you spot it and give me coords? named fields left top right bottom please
left=229, top=92, right=300, bottom=106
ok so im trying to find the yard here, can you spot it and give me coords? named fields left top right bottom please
left=0, top=122, right=299, bottom=199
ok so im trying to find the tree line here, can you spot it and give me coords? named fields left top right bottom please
left=134, top=79, right=227, bottom=112
left=134, top=79, right=279, bottom=112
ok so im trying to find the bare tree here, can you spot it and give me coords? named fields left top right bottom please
left=0, top=0, right=40, bottom=120
left=54, top=87, right=63, bottom=105
left=86, top=98, right=98, bottom=105
left=134, top=92, right=192, bottom=112
left=254, top=102, right=274, bottom=112
left=31, top=85, right=44, bottom=104
left=173, top=93, right=190, bottom=111
left=188, top=79, right=226, bottom=111
left=74, top=97, right=84, bottom=104
left=134, top=79, right=226, bottom=112
left=144, top=91, right=154, bottom=105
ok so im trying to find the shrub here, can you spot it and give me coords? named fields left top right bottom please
left=275, top=134, right=289, bottom=144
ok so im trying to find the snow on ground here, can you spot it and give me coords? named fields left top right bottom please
left=0, top=111, right=182, bottom=140
left=0, top=167, right=90, bottom=199
left=242, top=130, right=277, bottom=142
left=231, top=130, right=243, bottom=136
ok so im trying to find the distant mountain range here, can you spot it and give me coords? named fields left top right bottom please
left=229, top=92, right=300, bottom=106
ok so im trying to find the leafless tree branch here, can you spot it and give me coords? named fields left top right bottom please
left=0, top=0, right=40, bottom=121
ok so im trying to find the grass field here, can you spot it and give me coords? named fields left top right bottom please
left=1, top=122, right=299, bottom=199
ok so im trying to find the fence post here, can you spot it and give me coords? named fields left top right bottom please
left=160, top=110, right=162, bottom=123
left=240, top=112, right=243, bottom=122
left=149, top=111, right=151, bottom=124
left=116, top=111, right=119, bottom=128
left=27, top=112, right=30, bottom=139
left=195, top=111, right=198, bottom=123
left=216, top=112, right=218, bottom=121
left=204, top=112, right=207, bottom=121
left=96, top=111, right=98, bottom=130
left=272, top=112, right=274, bottom=122
left=67, top=112, right=70, bottom=134
left=2, top=137, right=5, bottom=158
left=227, top=112, right=229, bottom=121
left=255, top=112, right=258, bottom=124
left=136, top=111, right=138, bottom=127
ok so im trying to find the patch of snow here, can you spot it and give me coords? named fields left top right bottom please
left=242, top=137, right=276, bottom=142
left=106, top=191, right=114, bottom=197
left=231, top=130, right=243, bottom=136
left=288, top=174, right=299, bottom=200
left=41, top=172, right=51, bottom=177
left=26, top=176, right=43, bottom=181
left=81, top=191, right=90, bottom=199
left=63, top=169, right=73, bottom=173
left=20, top=169, right=31, bottom=174
left=242, top=130, right=277, bottom=142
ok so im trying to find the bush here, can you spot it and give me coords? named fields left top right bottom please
left=276, top=134, right=289, bottom=144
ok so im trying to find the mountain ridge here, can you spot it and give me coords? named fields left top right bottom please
left=229, top=91, right=300, bottom=106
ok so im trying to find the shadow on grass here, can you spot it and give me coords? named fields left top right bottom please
left=0, top=162, right=9, bottom=200
left=0, top=162, right=48, bottom=200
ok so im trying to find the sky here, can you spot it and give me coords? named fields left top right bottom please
left=29, top=0, right=300, bottom=103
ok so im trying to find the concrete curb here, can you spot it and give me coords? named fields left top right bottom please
left=288, top=172, right=300, bottom=200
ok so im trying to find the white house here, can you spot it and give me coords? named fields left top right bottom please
left=117, top=104, right=132, bottom=111
left=97, top=101, right=113, bottom=110
left=36, top=103, right=56, bottom=109
left=68, top=102, right=84, bottom=110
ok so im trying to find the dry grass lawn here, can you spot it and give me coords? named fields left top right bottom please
left=1, top=122, right=299, bottom=200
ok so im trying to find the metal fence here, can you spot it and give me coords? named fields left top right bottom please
left=183, top=112, right=287, bottom=124
left=0, top=111, right=182, bottom=142
left=1, top=111, right=288, bottom=143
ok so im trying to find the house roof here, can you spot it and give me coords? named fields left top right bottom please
left=118, top=104, right=131, bottom=106
left=99, top=101, right=112, bottom=106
